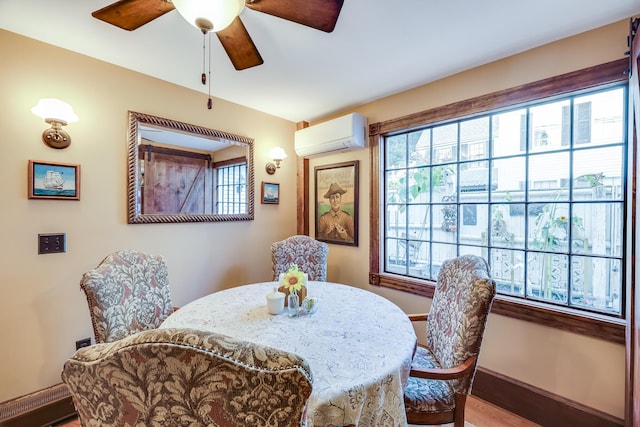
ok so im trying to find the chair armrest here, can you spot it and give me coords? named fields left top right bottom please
left=409, top=354, right=477, bottom=381
left=407, top=313, right=429, bottom=322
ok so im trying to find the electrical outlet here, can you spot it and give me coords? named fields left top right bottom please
left=75, top=338, right=91, bottom=350
left=38, top=233, right=66, bottom=254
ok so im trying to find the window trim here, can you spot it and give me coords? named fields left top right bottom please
left=368, top=59, right=629, bottom=344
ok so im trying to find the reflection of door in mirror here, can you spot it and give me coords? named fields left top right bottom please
left=140, top=144, right=212, bottom=214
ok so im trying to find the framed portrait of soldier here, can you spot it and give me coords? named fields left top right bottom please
left=314, top=161, right=359, bottom=246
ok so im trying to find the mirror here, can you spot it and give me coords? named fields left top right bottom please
left=127, top=111, right=254, bottom=224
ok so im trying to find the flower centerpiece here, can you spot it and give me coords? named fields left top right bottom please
left=278, top=263, right=307, bottom=306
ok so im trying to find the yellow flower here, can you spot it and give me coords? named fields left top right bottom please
left=281, top=263, right=306, bottom=295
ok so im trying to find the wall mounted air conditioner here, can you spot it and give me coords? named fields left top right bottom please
left=294, top=113, right=367, bottom=158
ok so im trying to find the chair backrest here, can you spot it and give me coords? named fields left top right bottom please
left=426, top=254, right=496, bottom=395
left=271, top=235, right=329, bottom=281
left=62, top=328, right=313, bottom=427
left=79, top=249, right=174, bottom=343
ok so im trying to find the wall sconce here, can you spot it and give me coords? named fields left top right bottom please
left=266, top=146, right=288, bottom=175
left=31, top=98, right=79, bottom=149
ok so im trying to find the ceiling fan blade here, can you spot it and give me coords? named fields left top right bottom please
left=92, top=0, right=175, bottom=31
left=246, top=0, right=344, bottom=33
left=216, top=17, right=264, bottom=70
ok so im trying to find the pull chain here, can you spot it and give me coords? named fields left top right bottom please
left=201, top=31, right=207, bottom=85
left=200, top=29, right=213, bottom=110
left=207, top=30, right=212, bottom=110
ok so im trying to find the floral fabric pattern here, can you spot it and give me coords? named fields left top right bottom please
left=62, top=328, right=313, bottom=427
left=80, top=250, right=174, bottom=343
left=271, top=236, right=329, bottom=281
left=404, top=254, right=496, bottom=415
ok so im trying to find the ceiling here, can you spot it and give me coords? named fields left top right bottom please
left=1, top=1, right=639, bottom=123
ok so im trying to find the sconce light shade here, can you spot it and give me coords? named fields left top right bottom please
left=266, top=146, right=288, bottom=175
left=32, top=98, right=79, bottom=124
left=31, top=98, right=79, bottom=149
left=268, top=146, right=288, bottom=162
left=172, top=0, right=245, bottom=33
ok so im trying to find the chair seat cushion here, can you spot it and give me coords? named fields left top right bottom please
left=404, top=345, right=455, bottom=414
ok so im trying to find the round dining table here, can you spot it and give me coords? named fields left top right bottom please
left=160, top=281, right=418, bottom=427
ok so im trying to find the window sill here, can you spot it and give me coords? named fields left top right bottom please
left=369, top=272, right=625, bottom=345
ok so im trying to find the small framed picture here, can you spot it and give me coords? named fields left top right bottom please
left=28, top=160, right=80, bottom=200
left=261, top=181, right=280, bottom=204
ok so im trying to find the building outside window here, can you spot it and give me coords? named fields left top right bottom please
left=383, top=85, right=626, bottom=317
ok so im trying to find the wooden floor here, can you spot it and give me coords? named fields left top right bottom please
left=56, top=395, right=541, bottom=427
left=463, top=395, right=541, bottom=427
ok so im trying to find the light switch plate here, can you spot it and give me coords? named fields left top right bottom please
left=38, top=233, right=66, bottom=254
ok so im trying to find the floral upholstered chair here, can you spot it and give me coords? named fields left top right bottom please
left=404, top=254, right=496, bottom=426
left=79, top=249, right=174, bottom=343
left=61, top=328, right=314, bottom=427
left=271, top=235, right=329, bottom=281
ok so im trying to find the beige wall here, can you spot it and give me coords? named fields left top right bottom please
left=309, top=20, right=630, bottom=418
left=0, top=29, right=299, bottom=402
left=0, top=18, right=630, bottom=419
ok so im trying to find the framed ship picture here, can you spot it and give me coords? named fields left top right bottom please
left=261, top=181, right=280, bottom=204
left=28, top=160, right=80, bottom=200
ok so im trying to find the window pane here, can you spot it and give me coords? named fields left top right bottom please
left=407, top=167, right=433, bottom=203
left=529, top=100, right=570, bottom=152
left=386, top=204, right=406, bottom=239
left=573, top=146, right=623, bottom=201
left=459, top=160, right=490, bottom=199
left=385, top=238, right=408, bottom=275
left=491, top=204, right=525, bottom=249
left=459, top=204, right=487, bottom=248
left=386, top=169, right=407, bottom=205
left=528, top=202, right=571, bottom=252
left=573, top=88, right=624, bottom=147
left=491, top=157, right=526, bottom=201
left=491, top=249, right=525, bottom=297
left=527, top=252, right=569, bottom=304
left=572, top=202, right=623, bottom=257
left=528, top=151, right=570, bottom=199
left=460, top=117, right=489, bottom=161
left=386, top=134, right=408, bottom=169
left=460, top=245, right=484, bottom=257
left=407, top=204, right=430, bottom=241
left=410, top=130, right=431, bottom=167
left=432, top=124, right=458, bottom=164
left=430, top=243, right=457, bottom=277
left=433, top=199, right=457, bottom=241
left=570, top=256, right=622, bottom=314
left=492, top=108, right=527, bottom=157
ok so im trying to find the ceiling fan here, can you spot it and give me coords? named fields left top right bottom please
left=91, top=0, right=344, bottom=71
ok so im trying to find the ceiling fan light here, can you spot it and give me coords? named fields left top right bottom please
left=173, top=0, right=245, bottom=33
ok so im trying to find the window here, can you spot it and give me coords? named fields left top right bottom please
left=370, top=59, right=629, bottom=342
left=215, top=160, right=247, bottom=214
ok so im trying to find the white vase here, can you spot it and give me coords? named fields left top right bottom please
left=266, top=287, right=285, bottom=315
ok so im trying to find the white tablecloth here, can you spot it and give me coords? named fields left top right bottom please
left=161, top=281, right=417, bottom=427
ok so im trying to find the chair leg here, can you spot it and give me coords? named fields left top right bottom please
left=454, top=393, right=467, bottom=427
